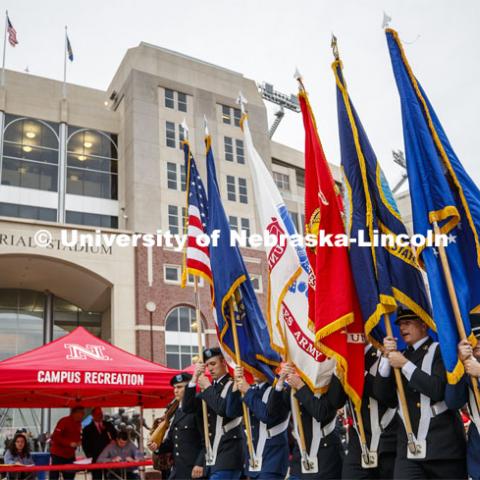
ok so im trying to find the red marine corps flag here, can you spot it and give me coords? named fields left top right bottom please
left=297, top=73, right=365, bottom=410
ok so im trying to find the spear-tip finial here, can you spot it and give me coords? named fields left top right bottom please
left=203, top=114, right=209, bottom=137
left=236, top=91, right=247, bottom=114
left=294, top=67, right=306, bottom=92
left=181, top=118, right=189, bottom=140
left=331, top=33, right=340, bottom=61
left=382, top=12, right=392, bottom=29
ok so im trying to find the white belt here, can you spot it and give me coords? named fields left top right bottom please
left=207, top=380, right=242, bottom=466
left=250, top=387, right=290, bottom=472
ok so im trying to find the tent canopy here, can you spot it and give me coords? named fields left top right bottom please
left=0, top=327, right=178, bottom=408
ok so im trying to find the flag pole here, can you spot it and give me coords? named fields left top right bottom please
left=228, top=294, right=257, bottom=469
left=432, top=221, right=480, bottom=406
left=193, top=276, right=214, bottom=463
left=329, top=34, right=418, bottom=456
left=278, top=319, right=312, bottom=471
left=62, top=26, right=67, bottom=98
left=182, top=119, right=213, bottom=461
left=384, top=313, right=418, bottom=454
left=1, top=11, right=8, bottom=87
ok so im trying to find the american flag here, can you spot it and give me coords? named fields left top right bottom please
left=181, top=141, right=213, bottom=288
left=7, top=14, right=18, bottom=47
left=66, top=34, right=74, bottom=62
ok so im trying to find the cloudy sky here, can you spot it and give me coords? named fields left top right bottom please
left=4, top=0, right=480, bottom=189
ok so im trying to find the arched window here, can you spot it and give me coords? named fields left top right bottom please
left=164, top=305, right=205, bottom=369
left=1, top=115, right=59, bottom=193
left=66, top=127, right=118, bottom=200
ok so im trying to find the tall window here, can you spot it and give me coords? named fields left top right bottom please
left=165, top=306, right=203, bottom=369
left=66, top=127, right=118, bottom=200
left=167, top=162, right=186, bottom=191
left=235, top=139, right=245, bottom=164
left=289, top=211, right=300, bottom=232
left=224, top=137, right=244, bottom=164
left=238, top=177, right=248, bottom=204
left=168, top=205, right=186, bottom=234
left=224, top=137, right=234, bottom=162
left=166, top=121, right=176, bottom=148
left=1, top=115, right=59, bottom=192
left=273, top=171, right=290, bottom=191
left=226, top=176, right=248, bottom=203
left=221, top=105, right=241, bottom=127
left=164, top=89, right=188, bottom=112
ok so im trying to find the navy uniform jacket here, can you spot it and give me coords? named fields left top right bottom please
left=82, top=420, right=117, bottom=462
left=267, top=377, right=345, bottom=478
left=226, top=383, right=289, bottom=478
left=182, top=375, right=244, bottom=473
left=373, top=337, right=466, bottom=460
left=446, top=375, right=480, bottom=480
left=156, top=406, right=205, bottom=479
left=349, top=347, right=398, bottom=456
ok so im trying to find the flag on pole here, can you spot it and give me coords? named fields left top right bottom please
left=386, top=28, right=480, bottom=383
left=239, top=97, right=335, bottom=392
left=66, top=33, right=73, bottom=62
left=181, top=140, right=213, bottom=289
left=299, top=85, right=365, bottom=408
left=6, top=14, right=18, bottom=47
left=205, top=135, right=281, bottom=381
left=332, top=58, right=434, bottom=348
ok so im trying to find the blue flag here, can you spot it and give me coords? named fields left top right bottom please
left=333, top=59, right=434, bottom=349
left=66, top=33, right=74, bottom=62
left=205, top=136, right=281, bottom=380
left=386, top=28, right=480, bottom=383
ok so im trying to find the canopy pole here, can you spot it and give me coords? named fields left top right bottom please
left=138, top=403, right=145, bottom=480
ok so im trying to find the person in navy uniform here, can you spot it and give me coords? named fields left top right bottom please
left=342, top=344, right=397, bottom=479
left=267, top=363, right=344, bottom=479
left=150, top=372, right=205, bottom=479
left=226, top=366, right=290, bottom=480
left=374, top=308, right=467, bottom=479
left=446, top=312, right=480, bottom=480
left=182, top=348, right=244, bottom=480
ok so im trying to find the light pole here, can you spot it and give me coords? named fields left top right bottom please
left=145, top=301, right=156, bottom=362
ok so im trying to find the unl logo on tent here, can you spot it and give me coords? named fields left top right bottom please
left=65, top=344, right=111, bottom=361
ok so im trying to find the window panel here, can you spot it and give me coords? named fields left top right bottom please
left=241, top=218, right=250, bottom=237
left=166, top=121, right=176, bottom=148
left=164, top=265, right=180, bottom=283
left=229, top=216, right=238, bottom=231
left=180, top=164, right=186, bottom=191
left=273, top=172, right=290, bottom=191
left=238, top=177, right=248, bottom=204
left=178, top=124, right=186, bottom=149
left=0, top=202, right=57, bottom=222
left=226, top=175, right=236, bottom=201
left=233, top=108, right=241, bottom=127
left=65, top=211, right=118, bottom=228
left=177, top=92, right=187, bottom=112
left=67, top=129, right=117, bottom=159
left=167, top=162, right=177, bottom=190
left=289, top=211, right=299, bottom=232
left=2, top=158, right=58, bottom=192
left=224, top=137, right=233, bottom=162
left=235, top=139, right=244, bottom=164
left=165, top=89, right=175, bottom=109
left=4, top=116, right=59, bottom=150
left=168, top=205, right=179, bottom=234
left=222, top=105, right=231, bottom=124
left=67, top=168, right=117, bottom=200
left=251, top=275, right=262, bottom=293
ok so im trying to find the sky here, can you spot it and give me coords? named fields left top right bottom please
left=3, top=0, right=480, bottom=190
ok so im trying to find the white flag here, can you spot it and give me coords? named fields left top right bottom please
left=241, top=112, right=334, bottom=392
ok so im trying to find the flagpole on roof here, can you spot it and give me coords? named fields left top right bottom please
left=1, top=11, right=8, bottom=87
left=63, top=26, right=68, bottom=98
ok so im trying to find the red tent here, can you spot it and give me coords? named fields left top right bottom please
left=0, top=327, right=178, bottom=408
